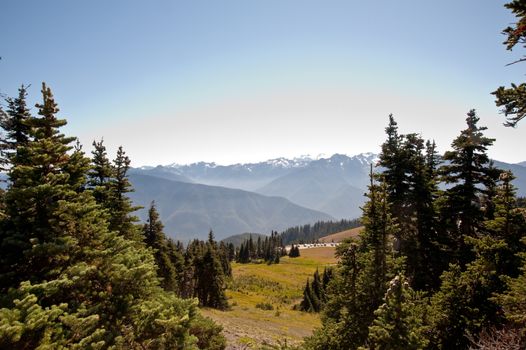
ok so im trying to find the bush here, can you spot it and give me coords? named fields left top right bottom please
left=189, top=314, right=227, bottom=350
left=255, top=302, right=274, bottom=310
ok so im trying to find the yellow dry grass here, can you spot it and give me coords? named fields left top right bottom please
left=318, top=226, right=364, bottom=243
left=201, top=247, right=337, bottom=349
left=298, top=246, right=339, bottom=264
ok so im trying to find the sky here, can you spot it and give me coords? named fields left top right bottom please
left=1, top=0, right=524, bottom=166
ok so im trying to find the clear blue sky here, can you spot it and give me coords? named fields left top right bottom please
left=1, top=0, right=524, bottom=165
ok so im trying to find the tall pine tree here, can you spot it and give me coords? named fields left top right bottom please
left=107, top=146, right=141, bottom=240
left=143, top=201, right=178, bottom=292
left=440, top=109, right=500, bottom=264
left=88, top=138, right=113, bottom=206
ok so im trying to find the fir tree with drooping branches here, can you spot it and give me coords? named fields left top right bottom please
left=440, top=109, right=500, bottom=264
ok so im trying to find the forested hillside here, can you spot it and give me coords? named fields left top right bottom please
left=222, top=219, right=361, bottom=247
left=280, top=219, right=361, bottom=244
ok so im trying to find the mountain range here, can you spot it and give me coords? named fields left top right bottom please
left=126, top=153, right=526, bottom=241
left=128, top=174, right=333, bottom=241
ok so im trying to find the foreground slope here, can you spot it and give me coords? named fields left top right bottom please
left=129, top=174, right=333, bottom=241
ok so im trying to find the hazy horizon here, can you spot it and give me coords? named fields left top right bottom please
left=2, top=0, right=524, bottom=166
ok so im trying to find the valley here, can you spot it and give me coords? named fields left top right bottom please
left=201, top=247, right=338, bottom=349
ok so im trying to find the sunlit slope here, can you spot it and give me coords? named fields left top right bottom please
left=201, top=247, right=337, bottom=348
left=318, top=226, right=364, bottom=243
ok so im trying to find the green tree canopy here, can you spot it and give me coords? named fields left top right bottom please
left=493, top=1, right=526, bottom=126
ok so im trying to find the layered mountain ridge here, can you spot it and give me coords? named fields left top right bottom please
left=129, top=153, right=526, bottom=240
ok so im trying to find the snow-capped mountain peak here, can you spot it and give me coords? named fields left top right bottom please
left=351, top=152, right=379, bottom=166
left=261, top=155, right=313, bottom=169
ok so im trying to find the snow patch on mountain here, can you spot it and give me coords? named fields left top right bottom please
left=351, top=152, right=379, bottom=166
left=154, top=152, right=379, bottom=170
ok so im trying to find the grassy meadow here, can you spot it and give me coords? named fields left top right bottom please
left=201, top=247, right=338, bottom=349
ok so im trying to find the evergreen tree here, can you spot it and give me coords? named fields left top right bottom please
left=1, top=82, right=77, bottom=287
left=378, top=117, right=442, bottom=290
left=320, top=267, right=333, bottom=305
left=0, top=83, right=200, bottom=348
left=306, top=242, right=365, bottom=350
left=64, top=140, right=91, bottom=194
left=196, top=243, right=228, bottom=309
left=0, top=107, right=6, bottom=173
left=363, top=275, right=428, bottom=350
left=256, top=236, right=262, bottom=258
left=87, top=138, right=113, bottom=206
left=378, top=115, right=407, bottom=225
left=273, top=250, right=280, bottom=264
left=403, top=134, right=441, bottom=290
left=235, top=232, right=283, bottom=264
left=107, top=146, right=141, bottom=239
left=359, top=169, right=398, bottom=305
left=429, top=254, right=506, bottom=350
left=248, top=235, right=255, bottom=260
left=440, top=109, right=500, bottom=264
left=189, top=314, right=227, bottom=350
left=143, top=201, right=178, bottom=291
left=299, top=268, right=331, bottom=313
left=289, top=244, right=300, bottom=258
left=483, top=171, right=526, bottom=277
left=237, top=242, right=250, bottom=263
left=306, top=171, right=399, bottom=350
left=495, top=241, right=526, bottom=333
left=493, top=1, right=526, bottom=127
left=280, top=219, right=361, bottom=245
left=218, top=241, right=232, bottom=277
left=180, top=247, right=198, bottom=299
left=310, top=269, right=322, bottom=312
left=227, top=242, right=235, bottom=262
left=299, top=279, right=315, bottom=312
left=167, top=238, right=186, bottom=294
left=0, top=85, right=32, bottom=171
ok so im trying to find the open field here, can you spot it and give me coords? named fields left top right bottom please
left=298, top=246, right=339, bottom=263
left=318, top=226, right=364, bottom=243
left=201, top=247, right=337, bottom=349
